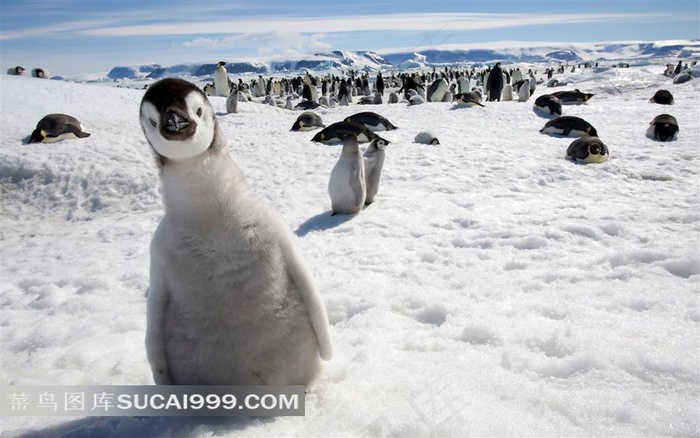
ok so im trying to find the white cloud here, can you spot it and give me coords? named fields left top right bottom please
left=181, top=31, right=332, bottom=56
left=78, top=12, right=686, bottom=37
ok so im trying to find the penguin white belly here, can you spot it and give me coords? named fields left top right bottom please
left=501, top=84, right=513, bottom=101
left=214, top=69, right=229, bottom=97
left=328, top=162, right=365, bottom=214
left=364, top=153, right=385, bottom=204
left=43, top=132, right=79, bottom=143
left=153, top=217, right=321, bottom=385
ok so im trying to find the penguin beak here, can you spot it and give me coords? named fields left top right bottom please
left=165, top=112, right=190, bottom=132
left=29, top=128, right=45, bottom=144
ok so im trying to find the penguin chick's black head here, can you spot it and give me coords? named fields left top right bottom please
left=140, top=78, right=217, bottom=162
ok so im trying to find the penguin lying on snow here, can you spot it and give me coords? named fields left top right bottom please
left=454, top=92, right=484, bottom=107
left=550, top=89, right=595, bottom=104
left=291, top=111, right=324, bottom=131
left=540, top=116, right=598, bottom=138
left=7, top=66, right=25, bottom=76
left=139, top=78, right=332, bottom=385
left=29, top=114, right=91, bottom=143
left=312, top=121, right=388, bottom=145
left=567, top=137, right=609, bottom=163
left=414, top=130, right=440, bottom=145
left=344, top=112, right=397, bottom=132
left=533, top=94, right=562, bottom=116
left=649, top=89, right=674, bottom=105
left=646, top=114, right=679, bottom=142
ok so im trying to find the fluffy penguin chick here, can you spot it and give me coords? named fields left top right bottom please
left=140, top=78, right=332, bottom=386
left=363, top=138, right=388, bottom=205
left=328, top=133, right=366, bottom=215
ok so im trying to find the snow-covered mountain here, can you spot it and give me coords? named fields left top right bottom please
left=102, top=40, right=699, bottom=80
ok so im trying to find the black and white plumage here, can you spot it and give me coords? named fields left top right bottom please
left=311, top=121, right=385, bottom=145
left=363, top=137, right=389, bottom=205
left=540, top=116, right=598, bottom=138
left=29, top=114, right=91, bottom=143
left=31, top=67, right=49, bottom=79
left=291, top=111, right=325, bottom=131
left=533, top=94, right=563, bottom=116
left=649, top=90, right=674, bottom=105
left=344, top=111, right=397, bottom=132
left=646, top=114, right=679, bottom=142
left=427, top=78, right=448, bottom=102
left=7, top=66, right=25, bottom=75
left=214, top=61, right=230, bottom=97
left=139, top=78, right=333, bottom=385
left=550, top=89, right=595, bottom=104
left=454, top=92, right=484, bottom=107
left=566, top=137, right=609, bottom=163
left=414, top=130, right=440, bottom=145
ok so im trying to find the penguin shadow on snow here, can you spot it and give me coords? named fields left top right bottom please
left=295, top=210, right=357, bottom=236
left=12, top=414, right=266, bottom=438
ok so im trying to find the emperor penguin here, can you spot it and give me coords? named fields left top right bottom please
left=551, top=89, right=595, bottom=104
left=540, top=116, right=598, bottom=138
left=214, top=61, right=230, bottom=97
left=139, top=78, right=333, bottom=385
left=344, top=111, right=397, bottom=132
left=328, top=133, right=366, bottom=215
left=291, top=111, right=325, bottom=131
left=257, top=75, right=267, bottom=97
left=501, top=83, right=513, bottom=101
left=533, top=94, right=562, bottom=116
left=516, top=79, right=531, bottom=102
left=566, top=137, right=609, bottom=163
left=427, top=78, right=448, bottom=102
left=363, top=137, right=388, bottom=205
left=225, top=85, right=239, bottom=114
left=414, top=130, right=440, bottom=145
left=649, top=89, right=674, bottom=105
left=7, top=66, right=25, bottom=76
left=31, top=67, right=49, bottom=79
left=646, top=114, right=679, bottom=141
left=29, top=113, right=91, bottom=143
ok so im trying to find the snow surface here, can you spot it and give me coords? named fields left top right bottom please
left=1, top=63, right=699, bottom=437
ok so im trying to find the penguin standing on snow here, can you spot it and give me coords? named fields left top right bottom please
left=363, top=138, right=389, bottom=205
left=487, top=63, right=503, bottom=102
left=328, top=133, right=366, bottom=215
left=427, top=78, right=448, bottom=102
left=214, top=61, right=230, bottom=97
left=225, top=85, right=239, bottom=114
left=139, top=78, right=332, bottom=385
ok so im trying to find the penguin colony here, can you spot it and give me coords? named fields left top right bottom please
left=11, top=57, right=692, bottom=387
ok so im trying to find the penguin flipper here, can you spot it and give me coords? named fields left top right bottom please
left=67, top=124, right=91, bottom=138
left=280, top=235, right=334, bottom=361
left=146, top=256, right=173, bottom=385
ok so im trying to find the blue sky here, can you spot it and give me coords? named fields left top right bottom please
left=1, top=0, right=698, bottom=76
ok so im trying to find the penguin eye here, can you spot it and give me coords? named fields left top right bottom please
left=149, top=118, right=157, bottom=128
left=196, top=107, right=203, bottom=117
